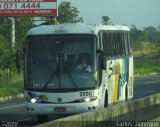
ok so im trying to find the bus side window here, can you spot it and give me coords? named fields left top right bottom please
left=97, top=33, right=100, bottom=49
left=124, top=33, right=129, bottom=55
left=120, top=33, right=125, bottom=56
left=106, top=33, right=110, bottom=57
left=122, top=33, right=126, bottom=56
left=115, top=33, right=120, bottom=55
left=113, top=33, right=119, bottom=56
left=102, top=31, right=107, bottom=57
left=110, top=33, right=114, bottom=56
left=113, top=33, right=116, bottom=56
left=127, top=33, right=132, bottom=55
left=118, top=33, right=122, bottom=55
left=97, top=31, right=102, bottom=49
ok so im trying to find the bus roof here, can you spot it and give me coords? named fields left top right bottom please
left=27, top=23, right=130, bottom=36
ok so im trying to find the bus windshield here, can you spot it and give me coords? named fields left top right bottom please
left=26, top=35, right=96, bottom=90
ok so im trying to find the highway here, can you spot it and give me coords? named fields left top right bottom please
left=134, top=74, right=160, bottom=99
left=0, top=75, right=160, bottom=127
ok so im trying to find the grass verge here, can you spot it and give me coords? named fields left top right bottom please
left=134, top=66, right=160, bottom=75
left=134, top=61, right=160, bottom=75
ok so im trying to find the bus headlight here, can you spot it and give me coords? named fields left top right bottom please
left=30, top=96, right=42, bottom=103
left=31, top=98, right=36, bottom=103
left=79, top=96, right=97, bottom=102
left=84, top=97, right=91, bottom=102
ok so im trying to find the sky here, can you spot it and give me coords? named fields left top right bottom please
left=58, top=0, right=160, bottom=29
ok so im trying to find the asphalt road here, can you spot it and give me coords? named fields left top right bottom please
left=133, top=74, right=160, bottom=99
left=0, top=75, right=160, bottom=127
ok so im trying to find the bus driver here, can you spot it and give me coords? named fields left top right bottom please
left=76, top=57, right=92, bottom=72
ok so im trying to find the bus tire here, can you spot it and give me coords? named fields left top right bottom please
left=104, top=91, right=108, bottom=107
left=125, top=85, right=128, bottom=102
left=37, top=115, right=48, bottom=123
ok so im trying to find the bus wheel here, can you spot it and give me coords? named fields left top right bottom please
left=104, top=91, right=108, bottom=107
left=125, top=85, right=128, bottom=102
left=37, top=115, right=48, bottom=123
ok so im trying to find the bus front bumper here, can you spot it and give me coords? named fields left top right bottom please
left=25, top=101, right=98, bottom=115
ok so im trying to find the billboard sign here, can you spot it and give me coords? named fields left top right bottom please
left=0, top=0, right=57, bottom=16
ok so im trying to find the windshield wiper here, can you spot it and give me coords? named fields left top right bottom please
left=64, top=66, right=78, bottom=89
left=43, top=65, right=78, bottom=89
left=43, top=67, right=59, bottom=89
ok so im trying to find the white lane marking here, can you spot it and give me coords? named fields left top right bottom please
left=135, top=80, right=160, bottom=86
left=0, top=104, right=25, bottom=110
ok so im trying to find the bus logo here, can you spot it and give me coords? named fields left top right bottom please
left=57, top=97, right=62, bottom=103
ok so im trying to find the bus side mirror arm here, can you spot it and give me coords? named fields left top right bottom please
left=102, top=57, right=107, bottom=70
left=96, top=49, right=103, bottom=54
left=96, top=49, right=107, bottom=70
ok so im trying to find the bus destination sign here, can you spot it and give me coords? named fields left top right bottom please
left=0, top=0, right=57, bottom=16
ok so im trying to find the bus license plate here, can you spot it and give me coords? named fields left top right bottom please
left=54, top=107, right=66, bottom=112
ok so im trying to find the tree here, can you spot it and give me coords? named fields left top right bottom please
left=57, top=2, right=83, bottom=23
left=0, top=17, right=7, bottom=25
left=157, top=24, right=160, bottom=42
left=0, top=19, right=10, bottom=45
left=0, top=35, right=13, bottom=70
left=15, top=17, right=33, bottom=50
left=130, top=24, right=142, bottom=42
left=141, top=27, right=157, bottom=42
left=0, top=17, right=33, bottom=71
left=102, top=16, right=110, bottom=25
left=0, top=18, right=13, bottom=70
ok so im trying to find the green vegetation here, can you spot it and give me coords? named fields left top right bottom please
left=134, top=62, right=160, bottom=75
left=133, top=42, right=160, bottom=57
left=131, top=25, right=160, bottom=75
left=0, top=72, right=23, bottom=97
left=133, top=42, right=160, bottom=75
left=57, top=2, right=83, bottom=23
left=102, top=16, right=111, bottom=25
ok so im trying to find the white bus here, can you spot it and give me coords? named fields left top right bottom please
left=24, top=23, right=134, bottom=122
